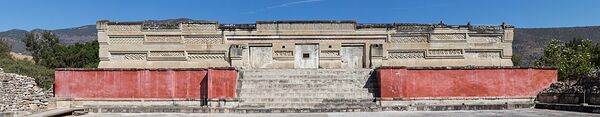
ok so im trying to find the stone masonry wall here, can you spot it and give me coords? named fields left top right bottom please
left=0, top=68, right=52, bottom=112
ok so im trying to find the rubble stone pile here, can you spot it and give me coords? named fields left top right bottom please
left=0, top=68, right=51, bottom=112
left=541, top=70, right=600, bottom=94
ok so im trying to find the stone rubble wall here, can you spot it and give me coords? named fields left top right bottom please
left=0, top=68, right=52, bottom=112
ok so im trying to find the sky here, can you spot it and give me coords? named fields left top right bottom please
left=1, top=0, right=599, bottom=31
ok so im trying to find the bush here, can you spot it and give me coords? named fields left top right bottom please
left=0, top=58, right=54, bottom=89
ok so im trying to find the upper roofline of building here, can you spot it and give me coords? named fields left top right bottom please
left=96, top=20, right=515, bottom=31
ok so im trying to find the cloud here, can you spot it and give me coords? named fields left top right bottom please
left=244, top=0, right=323, bottom=14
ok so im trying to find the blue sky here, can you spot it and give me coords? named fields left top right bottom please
left=1, top=0, right=599, bottom=31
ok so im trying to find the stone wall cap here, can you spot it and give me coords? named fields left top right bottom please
left=378, top=66, right=557, bottom=70
left=55, top=67, right=239, bottom=71
left=55, top=68, right=209, bottom=71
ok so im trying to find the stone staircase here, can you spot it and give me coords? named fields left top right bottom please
left=238, top=69, right=378, bottom=111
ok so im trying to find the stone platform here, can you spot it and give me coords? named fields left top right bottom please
left=52, top=67, right=557, bottom=113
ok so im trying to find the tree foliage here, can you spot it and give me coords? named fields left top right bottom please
left=0, top=38, right=11, bottom=59
left=3, top=31, right=99, bottom=89
left=535, top=37, right=596, bottom=81
left=23, top=31, right=59, bottom=63
left=22, top=31, right=98, bottom=68
left=0, top=58, right=54, bottom=89
left=512, top=53, right=522, bottom=67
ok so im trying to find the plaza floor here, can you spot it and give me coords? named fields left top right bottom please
left=79, top=109, right=599, bottom=117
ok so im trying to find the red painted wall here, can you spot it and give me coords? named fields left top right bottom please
left=208, top=69, right=238, bottom=99
left=55, top=69, right=238, bottom=99
left=378, top=68, right=557, bottom=99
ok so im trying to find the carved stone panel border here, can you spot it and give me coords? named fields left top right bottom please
left=467, top=34, right=502, bottom=43
left=389, top=34, right=428, bottom=43
left=430, top=33, right=466, bottom=40
left=181, top=23, right=218, bottom=32
left=388, top=50, right=425, bottom=59
left=426, top=49, right=463, bottom=58
left=108, top=36, right=144, bottom=45
left=188, top=53, right=226, bottom=60
left=273, top=50, right=294, bottom=60
left=147, top=51, right=186, bottom=61
left=107, top=25, right=141, bottom=31
left=145, top=35, right=182, bottom=43
left=183, top=35, right=223, bottom=44
left=110, top=52, right=147, bottom=61
left=148, top=51, right=185, bottom=57
left=464, top=50, right=502, bottom=59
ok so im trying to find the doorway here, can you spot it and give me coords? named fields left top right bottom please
left=294, top=44, right=319, bottom=68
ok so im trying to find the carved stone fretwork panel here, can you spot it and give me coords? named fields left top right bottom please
left=183, top=35, right=223, bottom=44
left=148, top=51, right=185, bottom=57
left=181, top=23, right=218, bottom=32
left=321, top=50, right=340, bottom=57
left=427, top=49, right=463, bottom=57
left=470, top=26, right=504, bottom=33
left=146, top=35, right=182, bottom=43
left=464, top=51, right=501, bottom=59
left=188, top=53, right=225, bottom=60
left=395, top=26, right=433, bottom=32
left=274, top=51, right=293, bottom=57
left=108, top=36, right=144, bottom=45
left=110, top=53, right=146, bottom=61
left=431, top=34, right=466, bottom=40
left=389, top=34, right=428, bottom=43
left=257, top=23, right=355, bottom=31
left=468, top=35, right=502, bottom=43
left=107, top=25, right=141, bottom=31
left=388, top=51, right=425, bottom=59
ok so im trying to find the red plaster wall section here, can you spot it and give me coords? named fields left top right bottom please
left=207, top=69, right=238, bottom=99
left=377, top=68, right=558, bottom=99
left=54, top=70, right=207, bottom=99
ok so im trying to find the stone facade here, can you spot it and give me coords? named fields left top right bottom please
left=97, top=20, right=514, bottom=68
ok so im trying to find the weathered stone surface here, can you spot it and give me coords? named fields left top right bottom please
left=238, top=69, right=377, bottom=109
left=0, top=68, right=52, bottom=112
left=96, top=20, right=514, bottom=68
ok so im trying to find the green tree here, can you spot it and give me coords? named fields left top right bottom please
left=512, top=53, right=522, bottom=67
left=535, top=37, right=595, bottom=81
left=22, top=31, right=99, bottom=68
left=23, top=31, right=59, bottom=64
left=0, top=38, right=11, bottom=59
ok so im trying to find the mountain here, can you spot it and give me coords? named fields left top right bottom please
left=1, top=19, right=600, bottom=66
left=514, top=26, right=600, bottom=66
left=0, top=25, right=97, bottom=54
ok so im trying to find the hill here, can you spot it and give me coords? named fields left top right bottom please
left=514, top=26, right=600, bottom=66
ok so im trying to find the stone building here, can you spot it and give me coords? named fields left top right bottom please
left=96, top=20, right=513, bottom=69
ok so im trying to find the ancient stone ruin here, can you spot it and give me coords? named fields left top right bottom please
left=0, top=68, right=52, bottom=113
left=96, top=20, right=514, bottom=69
left=51, top=19, right=558, bottom=113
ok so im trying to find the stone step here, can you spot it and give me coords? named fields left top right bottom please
left=238, top=69, right=376, bottom=109
left=239, top=93, right=373, bottom=99
left=241, top=74, right=371, bottom=79
left=242, top=69, right=373, bottom=72
left=240, top=83, right=375, bottom=89
left=239, top=79, right=371, bottom=85
left=239, top=101, right=377, bottom=109
left=240, top=98, right=375, bottom=103
left=242, top=69, right=372, bottom=75
left=239, top=88, right=372, bottom=94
